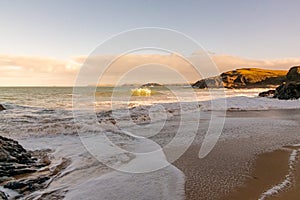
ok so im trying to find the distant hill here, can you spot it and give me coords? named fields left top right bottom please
left=192, top=68, right=287, bottom=89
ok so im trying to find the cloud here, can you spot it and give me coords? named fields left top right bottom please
left=0, top=55, right=82, bottom=86
left=1, top=53, right=300, bottom=86
left=211, top=54, right=300, bottom=71
left=0, top=55, right=81, bottom=73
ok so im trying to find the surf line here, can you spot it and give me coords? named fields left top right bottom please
left=258, top=148, right=299, bottom=200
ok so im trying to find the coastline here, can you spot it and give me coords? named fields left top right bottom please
left=2, top=100, right=300, bottom=199
left=226, top=146, right=300, bottom=200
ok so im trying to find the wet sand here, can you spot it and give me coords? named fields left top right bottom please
left=172, top=109, right=300, bottom=200
left=225, top=147, right=300, bottom=200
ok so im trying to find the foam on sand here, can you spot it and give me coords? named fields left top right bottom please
left=258, top=149, right=299, bottom=200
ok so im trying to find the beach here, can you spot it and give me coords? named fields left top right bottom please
left=6, top=108, right=298, bottom=200
left=2, top=1, right=300, bottom=199
left=1, top=87, right=300, bottom=199
left=174, top=109, right=300, bottom=200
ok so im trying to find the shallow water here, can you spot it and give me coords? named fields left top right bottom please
left=1, top=87, right=300, bottom=199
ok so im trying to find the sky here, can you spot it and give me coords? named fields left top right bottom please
left=1, top=0, right=300, bottom=86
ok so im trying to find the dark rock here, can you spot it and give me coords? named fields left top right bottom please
left=0, top=105, right=5, bottom=111
left=192, top=68, right=287, bottom=89
left=258, top=90, right=275, bottom=97
left=259, top=66, right=300, bottom=100
left=286, top=66, right=300, bottom=82
left=274, top=82, right=300, bottom=100
left=0, top=191, right=8, bottom=200
left=0, top=136, right=33, bottom=165
left=0, top=136, right=61, bottom=198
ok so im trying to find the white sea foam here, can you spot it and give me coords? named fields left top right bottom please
left=258, top=149, right=299, bottom=200
left=65, top=132, right=185, bottom=200
left=199, top=96, right=300, bottom=111
left=65, top=165, right=185, bottom=200
left=18, top=132, right=185, bottom=200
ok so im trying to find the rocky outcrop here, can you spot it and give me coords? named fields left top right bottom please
left=259, top=66, right=300, bottom=100
left=273, top=82, right=300, bottom=100
left=0, top=105, right=5, bottom=111
left=192, top=68, right=287, bottom=89
left=0, top=136, right=70, bottom=199
left=286, top=66, right=300, bottom=82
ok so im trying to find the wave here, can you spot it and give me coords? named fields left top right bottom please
left=199, top=96, right=300, bottom=111
left=131, top=88, right=152, bottom=96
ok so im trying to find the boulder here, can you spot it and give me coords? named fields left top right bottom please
left=274, top=82, right=300, bottom=100
left=0, top=105, right=5, bottom=111
left=258, top=90, right=275, bottom=97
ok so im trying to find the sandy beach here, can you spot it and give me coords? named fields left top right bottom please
left=173, top=109, right=300, bottom=200
left=1, top=90, right=300, bottom=199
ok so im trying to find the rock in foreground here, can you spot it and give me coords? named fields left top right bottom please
left=192, top=68, right=287, bottom=89
left=0, top=136, right=70, bottom=199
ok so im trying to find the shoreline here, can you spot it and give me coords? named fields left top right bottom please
left=173, top=141, right=300, bottom=200
left=172, top=109, right=300, bottom=200
left=2, top=103, right=300, bottom=199
left=225, top=146, right=300, bottom=200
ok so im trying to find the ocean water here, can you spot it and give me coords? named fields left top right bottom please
left=1, top=86, right=300, bottom=138
left=1, top=86, right=300, bottom=199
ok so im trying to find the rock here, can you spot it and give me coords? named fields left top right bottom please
left=259, top=66, right=300, bottom=100
left=258, top=90, right=276, bottom=97
left=0, top=191, right=8, bottom=200
left=286, top=66, right=300, bottom=82
left=192, top=68, right=287, bottom=89
left=0, top=136, right=60, bottom=198
left=0, top=136, right=33, bottom=165
left=274, top=82, right=300, bottom=100
left=0, top=105, right=5, bottom=111
left=192, top=76, right=223, bottom=88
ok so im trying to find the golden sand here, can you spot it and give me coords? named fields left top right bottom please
left=174, top=143, right=300, bottom=200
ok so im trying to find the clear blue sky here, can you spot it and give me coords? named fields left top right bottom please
left=1, top=0, right=300, bottom=59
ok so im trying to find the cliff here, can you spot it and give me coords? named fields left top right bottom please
left=192, top=68, right=287, bottom=89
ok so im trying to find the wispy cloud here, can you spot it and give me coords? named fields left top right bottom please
left=1, top=54, right=299, bottom=86
left=212, top=54, right=300, bottom=71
